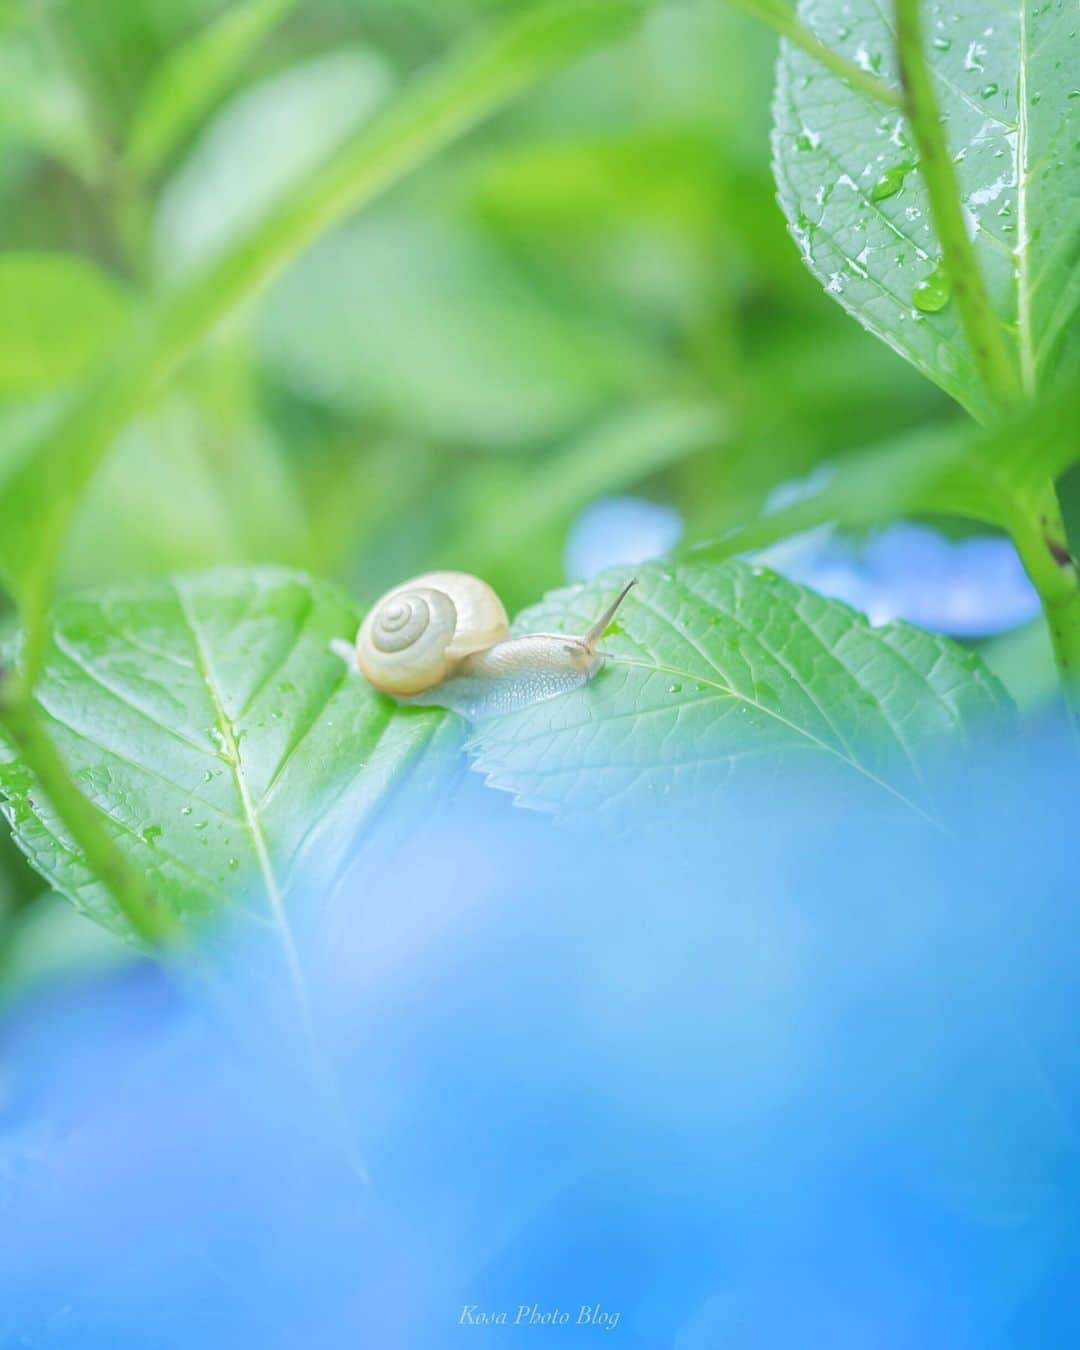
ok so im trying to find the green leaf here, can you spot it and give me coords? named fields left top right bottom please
left=773, top=0, right=1080, bottom=413
left=127, top=0, right=294, bottom=178
left=0, top=253, right=129, bottom=396
left=0, top=568, right=455, bottom=937
left=467, top=560, right=1012, bottom=820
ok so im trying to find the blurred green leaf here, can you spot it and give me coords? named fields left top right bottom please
left=446, top=400, right=725, bottom=589
left=690, top=384, right=1080, bottom=563
left=468, top=559, right=1012, bottom=819
left=127, top=0, right=295, bottom=178
left=0, top=568, right=454, bottom=937
left=0, top=253, right=129, bottom=396
left=473, top=130, right=726, bottom=234
left=154, top=46, right=392, bottom=276
left=468, top=130, right=801, bottom=331
left=58, top=392, right=307, bottom=588
left=258, top=208, right=668, bottom=451
left=978, top=617, right=1056, bottom=714
left=0, top=890, right=135, bottom=1006
left=0, top=28, right=102, bottom=180
left=692, top=420, right=1001, bottom=562
left=773, top=0, right=1080, bottom=415
left=0, top=0, right=642, bottom=606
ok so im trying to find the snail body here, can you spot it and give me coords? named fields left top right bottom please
left=344, top=571, right=634, bottom=720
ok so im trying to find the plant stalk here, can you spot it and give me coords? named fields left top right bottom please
left=1005, top=482, right=1080, bottom=728
left=0, top=680, right=178, bottom=945
left=894, top=0, right=1021, bottom=411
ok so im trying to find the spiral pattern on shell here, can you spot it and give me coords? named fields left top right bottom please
left=370, top=591, right=440, bottom=653
left=355, top=572, right=509, bottom=697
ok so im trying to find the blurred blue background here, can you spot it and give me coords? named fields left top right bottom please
left=3, top=732, right=1078, bottom=1348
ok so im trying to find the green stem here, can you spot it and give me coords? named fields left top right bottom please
left=728, top=0, right=903, bottom=106
left=1006, top=481, right=1080, bottom=728
left=894, top=0, right=1020, bottom=411
left=0, top=681, right=178, bottom=944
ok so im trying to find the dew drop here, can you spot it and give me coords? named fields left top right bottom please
left=981, top=82, right=998, bottom=97
left=142, top=824, right=162, bottom=844
left=912, top=263, right=951, bottom=312
left=668, top=682, right=683, bottom=695
left=870, top=160, right=914, bottom=201
left=180, top=805, right=192, bottom=816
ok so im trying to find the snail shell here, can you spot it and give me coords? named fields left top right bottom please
left=356, top=571, right=509, bottom=696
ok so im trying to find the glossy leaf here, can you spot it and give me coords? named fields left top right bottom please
left=467, top=560, right=1012, bottom=819
left=773, top=0, right=1080, bottom=413
left=0, top=253, right=128, bottom=396
left=0, top=569, right=455, bottom=937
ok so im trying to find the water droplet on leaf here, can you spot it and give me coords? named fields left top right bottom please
left=870, top=160, right=914, bottom=201
left=912, top=263, right=951, bottom=312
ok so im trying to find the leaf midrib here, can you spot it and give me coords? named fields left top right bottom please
left=1016, top=0, right=1035, bottom=394
left=172, top=579, right=300, bottom=962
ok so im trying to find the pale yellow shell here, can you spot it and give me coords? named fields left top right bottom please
left=355, top=571, right=509, bottom=696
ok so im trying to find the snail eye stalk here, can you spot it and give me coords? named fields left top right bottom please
left=584, top=579, right=636, bottom=651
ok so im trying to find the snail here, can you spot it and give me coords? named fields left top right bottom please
left=332, top=571, right=635, bottom=721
